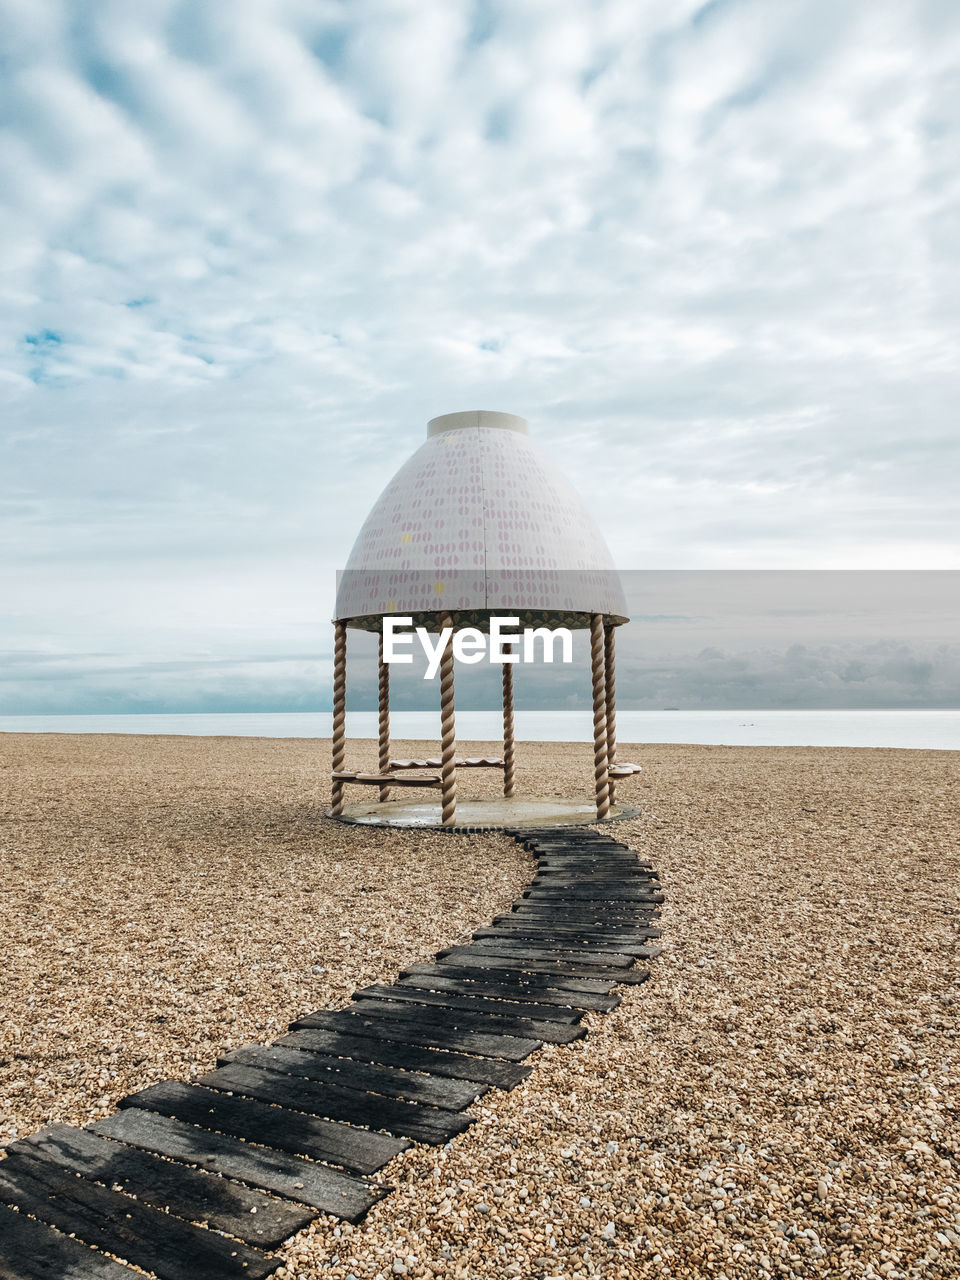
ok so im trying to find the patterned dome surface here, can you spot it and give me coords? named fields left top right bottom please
left=336, top=411, right=626, bottom=629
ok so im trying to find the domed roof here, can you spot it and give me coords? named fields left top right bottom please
left=336, top=410, right=627, bottom=630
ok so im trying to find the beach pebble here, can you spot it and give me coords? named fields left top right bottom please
left=4, top=736, right=958, bottom=1280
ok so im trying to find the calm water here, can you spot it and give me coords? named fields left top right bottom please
left=1, top=709, right=958, bottom=749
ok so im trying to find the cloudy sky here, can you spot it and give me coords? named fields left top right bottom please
left=2, top=0, right=959, bottom=713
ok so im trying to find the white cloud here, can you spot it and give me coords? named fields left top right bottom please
left=1, top=0, right=959, bottom=710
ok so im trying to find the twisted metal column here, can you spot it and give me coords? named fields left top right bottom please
left=378, top=631, right=391, bottom=803
left=502, top=642, right=515, bottom=798
left=604, top=622, right=617, bottom=809
left=590, top=612, right=610, bottom=820
left=439, top=613, right=457, bottom=826
left=331, top=620, right=347, bottom=816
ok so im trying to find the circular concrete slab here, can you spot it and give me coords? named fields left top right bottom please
left=328, top=796, right=639, bottom=829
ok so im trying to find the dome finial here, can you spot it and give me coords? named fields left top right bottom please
left=427, top=410, right=528, bottom=438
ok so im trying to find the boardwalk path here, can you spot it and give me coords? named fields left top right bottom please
left=0, top=827, right=662, bottom=1279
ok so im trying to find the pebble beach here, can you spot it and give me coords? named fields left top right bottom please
left=1, top=732, right=958, bottom=1279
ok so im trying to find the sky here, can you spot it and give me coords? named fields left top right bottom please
left=2, top=0, right=959, bottom=714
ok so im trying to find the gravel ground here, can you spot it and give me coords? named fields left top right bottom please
left=0, top=733, right=527, bottom=1142
left=2, top=734, right=958, bottom=1280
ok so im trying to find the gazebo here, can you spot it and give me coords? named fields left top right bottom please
left=329, top=410, right=640, bottom=827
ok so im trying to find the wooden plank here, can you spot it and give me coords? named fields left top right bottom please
left=533, top=849, right=646, bottom=858
left=518, top=899, right=662, bottom=913
left=220, top=1043, right=485, bottom=1110
left=525, top=873, right=654, bottom=882
left=519, top=829, right=622, bottom=837
left=520, top=881, right=659, bottom=894
left=346, top=998, right=584, bottom=1045
left=533, top=860, right=654, bottom=868
left=533, top=857, right=652, bottom=864
left=516, top=893, right=661, bottom=905
left=291, top=1011, right=540, bottom=1062
left=200, top=1063, right=472, bottom=1145
left=534, top=849, right=650, bottom=857
left=0, top=1151, right=278, bottom=1280
left=537, top=857, right=654, bottom=866
left=523, top=889, right=664, bottom=903
left=531, top=838, right=635, bottom=845
left=486, top=920, right=661, bottom=940
left=533, top=837, right=636, bottom=844
left=474, top=927, right=657, bottom=952
left=440, top=941, right=639, bottom=967
left=519, top=906, right=660, bottom=916
left=535, top=850, right=652, bottom=859
left=532, top=873, right=660, bottom=885
left=0, top=1203, right=139, bottom=1280
left=459, top=939, right=658, bottom=966
left=526, top=886, right=664, bottom=899
left=533, top=840, right=642, bottom=847
left=510, top=905, right=660, bottom=922
left=527, top=841, right=631, bottom=849
left=533, top=838, right=645, bottom=846
left=275, top=1028, right=531, bottom=1089
left=352, top=983, right=583, bottom=1023
left=472, top=931, right=657, bottom=957
left=401, top=961, right=616, bottom=996
left=527, top=878, right=661, bottom=886
left=93, top=1108, right=385, bottom=1222
left=389, top=757, right=503, bottom=768
left=536, top=867, right=657, bottom=878
left=431, top=950, right=653, bottom=983
left=532, top=858, right=649, bottom=865
left=528, top=838, right=629, bottom=845
left=536, top=875, right=657, bottom=883
left=509, top=907, right=660, bottom=925
left=335, top=772, right=442, bottom=787
left=529, top=889, right=659, bottom=898
left=492, top=911, right=660, bottom=929
left=489, top=912, right=659, bottom=927
left=528, top=844, right=630, bottom=852
left=536, top=831, right=632, bottom=838
left=396, top=973, right=620, bottom=1012
left=6, top=1124, right=312, bottom=1250
left=532, top=881, right=660, bottom=892
left=118, top=1082, right=407, bottom=1175
left=488, top=921, right=660, bottom=942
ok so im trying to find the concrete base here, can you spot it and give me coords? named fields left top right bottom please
left=328, top=796, right=639, bottom=830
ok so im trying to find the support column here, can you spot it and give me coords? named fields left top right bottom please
left=590, top=612, right=610, bottom=820
left=378, top=631, right=391, bottom=802
left=439, top=613, right=457, bottom=826
left=604, top=622, right=617, bottom=809
left=502, top=642, right=515, bottom=798
left=331, top=620, right=347, bottom=816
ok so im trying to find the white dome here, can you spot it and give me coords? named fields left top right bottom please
left=336, top=410, right=626, bottom=630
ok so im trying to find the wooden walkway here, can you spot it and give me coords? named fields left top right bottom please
left=0, top=828, right=662, bottom=1279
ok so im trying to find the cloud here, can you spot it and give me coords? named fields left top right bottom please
left=611, top=640, right=960, bottom=710
left=1, top=0, right=959, bottom=712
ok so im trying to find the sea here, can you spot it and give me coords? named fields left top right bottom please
left=1, top=709, right=958, bottom=750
